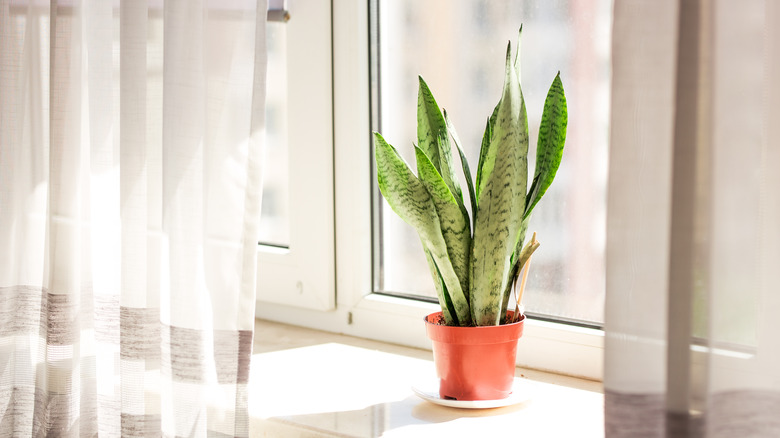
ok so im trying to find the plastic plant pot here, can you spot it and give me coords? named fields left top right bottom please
left=424, top=311, right=525, bottom=401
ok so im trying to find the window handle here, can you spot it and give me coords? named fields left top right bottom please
left=268, top=0, right=290, bottom=22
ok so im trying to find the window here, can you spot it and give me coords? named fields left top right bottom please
left=372, top=0, right=612, bottom=327
left=256, top=0, right=606, bottom=380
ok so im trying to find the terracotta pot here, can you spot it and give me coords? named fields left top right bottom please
left=424, top=311, right=525, bottom=401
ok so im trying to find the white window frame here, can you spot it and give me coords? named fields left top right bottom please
left=255, top=0, right=604, bottom=381
left=256, top=0, right=335, bottom=311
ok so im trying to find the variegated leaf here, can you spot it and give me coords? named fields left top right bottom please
left=475, top=104, right=499, bottom=202
left=423, top=250, right=457, bottom=324
left=470, top=42, right=529, bottom=326
left=499, top=218, right=529, bottom=319
left=374, top=133, right=471, bottom=325
left=416, top=146, right=471, bottom=301
left=513, top=25, right=523, bottom=83
left=525, top=73, right=567, bottom=218
left=444, top=110, right=478, bottom=223
left=477, top=26, right=524, bottom=205
left=417, top=77, right=466, bottom=214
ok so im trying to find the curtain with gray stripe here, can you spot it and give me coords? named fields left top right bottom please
left=606, top=0, right=780, bottom=436
left=0, top=0, right=267, bottom=436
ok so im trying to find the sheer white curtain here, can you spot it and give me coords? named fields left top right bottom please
left=0, top=0, right=266, bottom=436
left=606, top=0, right=780, bottom=436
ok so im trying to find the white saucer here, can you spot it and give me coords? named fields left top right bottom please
left=412, top=377, right=532, bottom=409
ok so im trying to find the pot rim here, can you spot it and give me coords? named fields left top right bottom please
left=424, top=311, right=525, bottom=344
left=423, top=311, right=526, bottom=328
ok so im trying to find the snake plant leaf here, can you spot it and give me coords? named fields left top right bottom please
left=475, top=104, right=499, bottom=203
left=514, top=25, right=523, bottom=83
left=477, top=27, right=523, bottom=204
left=470, top=41, right=529, bottom=326
left=416, top=76, right=445, bottom=170
left=513, top=233, right=540, bottom=292
left=444, top=110, right=478, bottom=221
left=423, top=250, right=458, bottom=325
left=415, top=146, right=471, bottom=299
left=374, top=133, right=472, bottom=325
left=499, top=219, right=532, bottom=321
left=417, top=77, right=466, bottom=214
left=499, top=218, right=529, bottom=318
left=525, top=73, right=567, bottom=218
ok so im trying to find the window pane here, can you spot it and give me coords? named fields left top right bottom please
left=373, top=0, right=611, bottom=325
left=259, top=22, right=290, bottom=247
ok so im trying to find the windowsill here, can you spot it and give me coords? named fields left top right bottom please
left=249, top=319, right=604, bottom=437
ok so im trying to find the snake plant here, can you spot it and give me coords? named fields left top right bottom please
left=375, top=28, right=567, bottom=326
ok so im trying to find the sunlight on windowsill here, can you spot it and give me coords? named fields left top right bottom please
left=248, top=319, right=604, bottom=437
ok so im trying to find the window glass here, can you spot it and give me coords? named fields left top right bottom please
left=259, top=22, right=291, bottom=247
left=372, top=0, right=612, bottom=325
